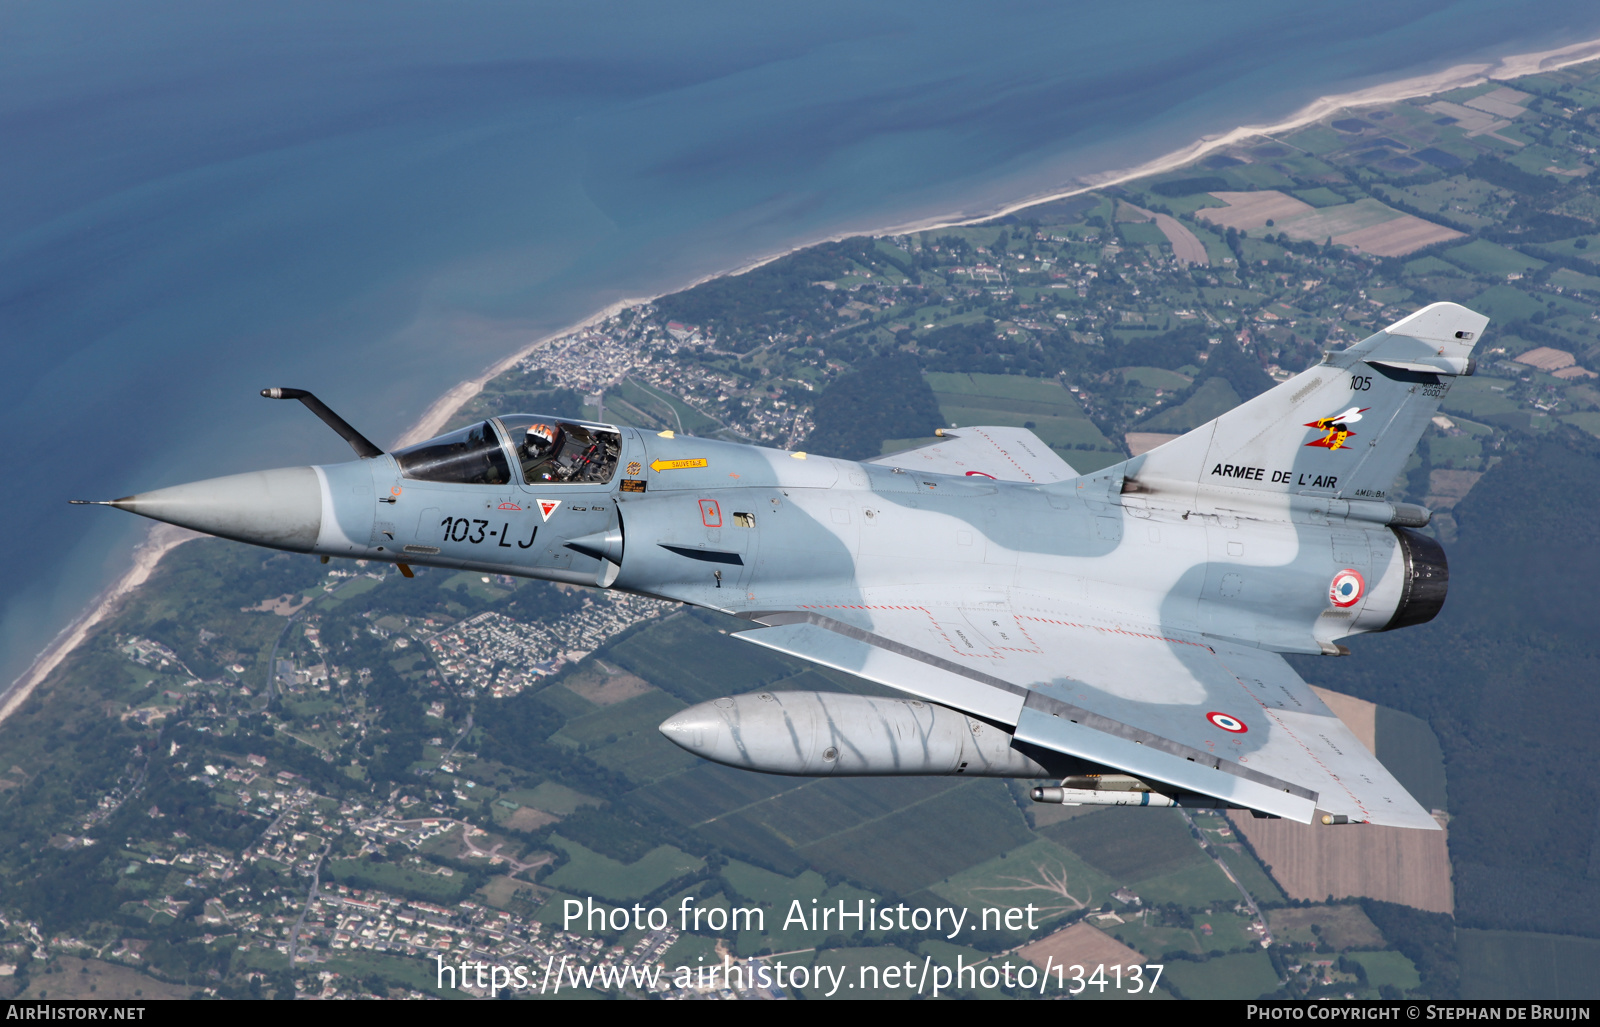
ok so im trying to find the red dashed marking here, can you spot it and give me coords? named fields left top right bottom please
left=974, top=428, right=1036, bottom=482
left=799, top=604, right=1010, bottom=660
left=1227, top=670, right=1373, bottom=820
left=1016, top=615, right=1213, bottom=650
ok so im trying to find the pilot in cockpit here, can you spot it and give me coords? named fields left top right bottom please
left=522, top=422, right=565, bottom=481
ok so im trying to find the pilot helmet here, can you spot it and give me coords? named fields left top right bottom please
left=524, top=422, right=561, bottom=457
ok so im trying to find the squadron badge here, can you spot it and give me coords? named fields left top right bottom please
left=1304, top=406, right=1369, bottom=450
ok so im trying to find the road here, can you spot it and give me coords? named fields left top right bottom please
left=1179, top=810, right=1273, bottom=946
left=288, top=841, right=332, bottom=965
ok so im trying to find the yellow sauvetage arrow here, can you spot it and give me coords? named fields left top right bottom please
left=650, top=458, right=708, bottom=472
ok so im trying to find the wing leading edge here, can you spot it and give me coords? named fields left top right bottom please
left=866, top=426, right=1078, bottom=483
left=734, top=604, right=1438, bottom=830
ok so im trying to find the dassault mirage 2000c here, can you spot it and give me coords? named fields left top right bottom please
left=76, top=302, right=1485, bottom=829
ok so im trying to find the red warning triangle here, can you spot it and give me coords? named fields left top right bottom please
left=537, top=499, right=561, bottom=521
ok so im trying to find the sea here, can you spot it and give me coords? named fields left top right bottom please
left=6, top=0, right=1600, bottom=691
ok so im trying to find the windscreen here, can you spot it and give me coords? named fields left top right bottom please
left=499, top=415, right=621, bottom=486
left=393, top=421, right=513, bottom=485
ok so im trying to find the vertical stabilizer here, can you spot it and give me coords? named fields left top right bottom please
left=1121, top=302, right=1488, bottom=505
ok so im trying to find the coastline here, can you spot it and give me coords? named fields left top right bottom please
left=9, top=33, right=1600, bottom=727
left=846, top=35, right=1600, bottom=239
left=0, top=523, right=200, bottom=726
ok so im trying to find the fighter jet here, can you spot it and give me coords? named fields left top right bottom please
left=77, top=302, right=1485, bottom=828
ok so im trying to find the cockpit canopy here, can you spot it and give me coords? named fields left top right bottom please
left=394, top=416, right=621, bottom=487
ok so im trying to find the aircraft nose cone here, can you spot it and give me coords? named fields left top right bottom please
left=111, top=466, right=323, bottom=552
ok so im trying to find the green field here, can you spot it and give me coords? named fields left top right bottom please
left=1043, top=807, right=1207, bottom=881
left=1278, top=198, right=1404, bottom=242
left=1119, top=366, right=1194, bottom=391
left=1549, top=267, right=1600, bottom=295
left=504, top=780, right=601, bottom=815
left=1221, top=163, right=1296, bottom=190
left=1563, top=411, right=1600, bottom=438
left=588, top=730, right=702, bottom=783
left=628, top=759, right=811, bottom=829
left=925, top=370, right=1080, bottom=405
left=1215, top=843, right=1288, bottom=906
left=325, top=858, right=469, bottom=902
left=1159, top=950, right=1280, bottom=1000
left=924, top=371, right=1119, bottom=462
left=1404, top=255, right=1463, bottom=276
left=929, top=837, right=1115, bottom=933
left=1110, top=909, right=1259, bottom=959
left=1444, top=241, right=1547, bottom=278
left=1292, top=187, right=1349, bottom=208
left=705, top=771, right=933, bottom=849
left=617, top=377, right=721, bottom=435
left=317, top=951, right=459, bottom=997
left=604, top=614, right=803, bottom=704
left=1459, top=929, right=1600, bottom=999
left=793, top=779, right=1037, bottom=895
left=1266, top=903, right=1385, bottom=950
left=439, top=570, right=511, bottom=602
left=1135, top=377, right=1241, bottom=433
left=1469, top=283, right=1555, bottom=322
left=719, top=860, right=842, bottom=954
left=1428, top=432, right=1484, bottom=470
left=1126, top=860, right=1242, bottom=909
left=550, top=689, right=686, bottom=747
left=1442, top=377, right=1526, bottom=421
left=542, top=836, right=703, bottom=901
left=659, top=930, right=721, bottom=969
left=534, top=682, right=598, bottom=719
left=1189, top=222, right=1238, bottom=265
left=1281, top=125, right=1349, bottom=155
left=1345, top=950, right=1422, bottom=994
left=1118, top=221, right=1170, bottom=248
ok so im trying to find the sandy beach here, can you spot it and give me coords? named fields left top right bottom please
left=881, top=35, right=1600, bottom=237
left=0, top=523, right=201, bottom=725
left=8, top=34, right=1600, bottom=728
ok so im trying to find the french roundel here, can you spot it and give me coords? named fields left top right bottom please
left=1329, top=568, right=1365, bottom=608
left=1206, top=711, right=1247, bottom=734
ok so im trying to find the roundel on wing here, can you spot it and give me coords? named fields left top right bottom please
left=1329, top=568, right=1366, bottom=608
left=1206, top=711, right=1247, bottom=733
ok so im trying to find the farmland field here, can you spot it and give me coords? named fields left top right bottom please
left=1459, top=929, right=1600, bottom=999
left=795, top=779, right=1036, bottom=894
left=1445, top=241, right=1545, bottom=278
left=925, top=371, right=1119, bottom=461
left=1042, top=807, right=1207, bottom=882
left=930, top=836, right=1115, bottom=930
left=1267, top=904, right=1385, bottom=950
left=542, top=836, right=702, bottom=901
left=1160, top=951, right=1280, bottom=1000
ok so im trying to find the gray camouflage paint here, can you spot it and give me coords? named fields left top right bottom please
left=100, top=302, right=1487, bottom=826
